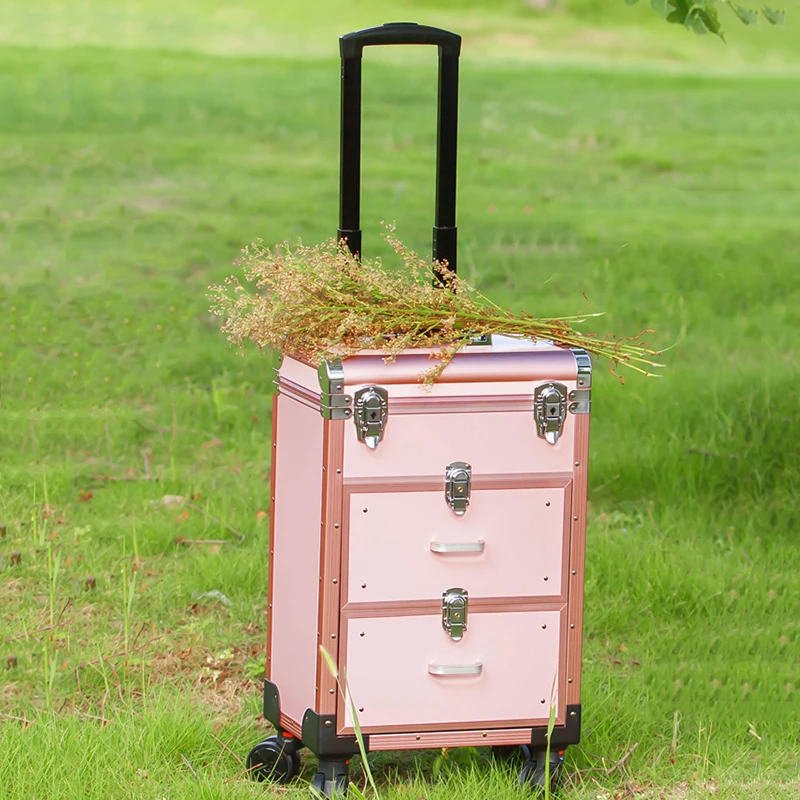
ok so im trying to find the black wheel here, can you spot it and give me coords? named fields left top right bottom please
left=492, top=744, right=532, bottom=763
left=290, top=748, right=302, bottom=776
left=310, top=771, right=349, bottom=798
left=246, top=736, right=298, bottom=784
left=518, top=750, right=563, bottom=795
left=310, top=760, right=349, bottom=798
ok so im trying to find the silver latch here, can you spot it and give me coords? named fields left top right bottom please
left=445, top=462, right=472, bottom=516
left=353, top=386, right=388, bottom=449
left=442, top=587, right=468, bottom=641
left=534, top=382, right=568, bottom=445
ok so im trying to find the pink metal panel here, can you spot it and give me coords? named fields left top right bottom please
left=270, top=394, right=324, bottom=724
left=346, top=487, right=567, bottom=604
left=342, top=611, right=561, bottom=731
left=279, top=356, right=318, bottom=389
left=343, top=404, right=576, bottom=479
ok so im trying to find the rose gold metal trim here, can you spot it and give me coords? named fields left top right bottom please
left=275, top=377, right=320, bottom=411
left=265, top=393, right=279, bottom=680
left=566, top=413, right=590, bottom=706
left=316, top=419, right=346, bottom=714
left=341, top=715, right=565, bottom=736
left=342, top=349, right=577, bottom=385
left=343, top=473, right=573, bottom=493
left=278, top=713, right=303, bottom=739
left=277, top=378, right=543, bottom=416
left=560, top=482, right=573, bottom=608
left=341, top=599, right=567, bottom=618
left=369, top=728, right=533, bottom=751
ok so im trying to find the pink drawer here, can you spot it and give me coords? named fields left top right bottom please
left=340, top=610, right=562, bottom=732
left=345, top=486, right=569, bottom=604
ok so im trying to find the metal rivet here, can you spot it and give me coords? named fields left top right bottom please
left=331, top=634, right=336, bottom=640
left=332, top=579, right=338, bottom=584
left=543, top=576, right=549, bottom=581
left=540, top=698, right=546, bottom=704
left=334, top=523, right=340, bottom=529
left=336, top=469, right=342, bottom=474
left=359, top=631, right=365, bottom=637
left=362, top=508, right=368, bottom=513
left=574, top=462, right=580, bottom=467
left=268, top=604, right=272, bottom=608
left=542, top=624, right=547, bottom=629
left=572, top=570, right=577, bottom=575
left=573, top=515, right=578, bottom=521
left=358, top=707, right=364, bottom=713
left=324, top=720, right=333, bottom=728
left=269, top=550, right=274, bottom=555
left=330, top=688, right=335, bottom=694
left=361, top=583, right=367, bottom=589
left=271, top=497, right=275, bottom=502
left=415, top=736, right=421, bottom=741
left=545, top=501, right=551, bottom=507
left=336, top=384, right=343, bottom=391
left=273, top=442, right=277, bottom=447
left=570, top=624, right=575, bottom=629
left=569, top=711, right=577, bottom=717
left=578, top=379, right=584, bottom=386
left=267, top=656, right=271, bottom=661
left=482, top=733, right=487, bottom=738
left=568, top=678, right=573, bottom=684
left=322, top=466, right=326, bottom=472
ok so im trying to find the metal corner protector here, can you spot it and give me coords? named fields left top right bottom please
left=317, top=357, right=353, bottom=420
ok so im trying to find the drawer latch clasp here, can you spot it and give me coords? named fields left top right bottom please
left=442, top=587, right=469, bottom=641
left=534, top=382, right=568, bottom=445
left=445, top=462, right=472, bottom=516
left=354, top=385, right=389, bottom=449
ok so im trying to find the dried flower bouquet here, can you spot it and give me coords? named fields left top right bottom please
left=210, top=228, right=663, bottom=384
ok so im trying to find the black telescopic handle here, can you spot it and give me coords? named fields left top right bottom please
left=338, top=22, right=461, bottom=280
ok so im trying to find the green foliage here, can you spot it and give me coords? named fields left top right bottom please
left=627, top=0, right=787, bottom=38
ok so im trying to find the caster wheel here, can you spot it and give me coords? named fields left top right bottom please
left=246, top=736, right=298, bottom=784
left=290, top=749, right=302, bottom=776
left=491, top=744, right=532, bottom=763
left=518, top=750, right=563, bottom=795
left=310, top=770, right=349, bottom=797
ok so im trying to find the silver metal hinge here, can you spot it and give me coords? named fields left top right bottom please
left=534, top=382, right=568, bottom=445
left=569, top=349, right=592, bottom=415
left=442, top=587, right=468, bottom=642
left=353, top=386, right=388, bottom=449
left=318, top=358, right=353, bottom=420
left=445, top=462, right=472, bottom=516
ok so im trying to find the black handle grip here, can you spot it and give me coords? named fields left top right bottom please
left=340, top=22, right=461, bottom=58
left=338, top=22, right=461, bottom=280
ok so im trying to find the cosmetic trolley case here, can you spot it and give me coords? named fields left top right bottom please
left=247, top=22, right=593, bottom=797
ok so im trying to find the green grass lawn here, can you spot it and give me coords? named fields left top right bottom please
left=1, top=1, right=799, bottom=798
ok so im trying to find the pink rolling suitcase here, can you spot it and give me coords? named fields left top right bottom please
left=247, top=22, right=592, bottom=797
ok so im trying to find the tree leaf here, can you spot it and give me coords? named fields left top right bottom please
left=625, top=0, right=642, bottom=6
left=651, top=0, right=670, bottom=16
left=697, top=5, right=725, bottom=36
left=727, top=2, right=759, bottom=23
left=762, top=5, right=786, bottom=23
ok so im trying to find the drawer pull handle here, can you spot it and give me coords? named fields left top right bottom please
left=428, top=663, right=483, bottom=676
left=430, top=540, right=485, bottom=554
